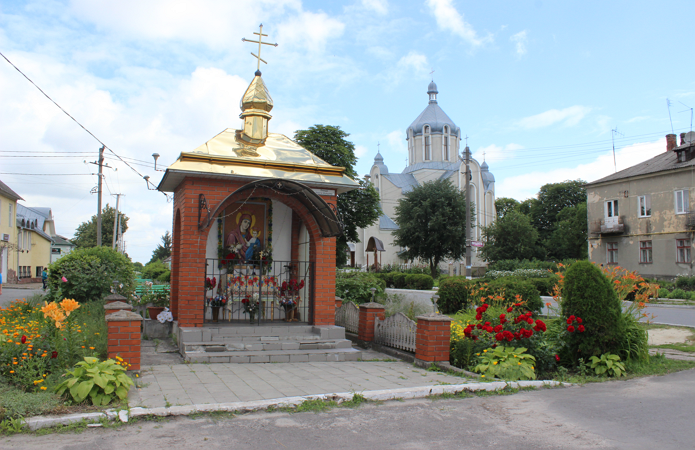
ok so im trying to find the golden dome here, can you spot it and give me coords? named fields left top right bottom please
left=240, top=71, right=273, bottom=113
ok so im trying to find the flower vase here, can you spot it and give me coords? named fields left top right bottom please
left=249, top=312, right=255, bottom=324
left=211, top=306, right=220, bottom=323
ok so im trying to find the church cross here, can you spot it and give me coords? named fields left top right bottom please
left=430, top=69, right=435, bottom=80
left=242, top=24, right=278, bottom=72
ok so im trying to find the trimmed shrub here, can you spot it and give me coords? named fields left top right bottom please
left=483, top=278, right=543, bottom=312
left=668, top=288, right=688, bottom=300
left=335, top=272, right=385, bottom=304
left=526, top=275, right=560, bottom=296
left=657, top=288, right=670, bottom=298
left=675, top=275, right=695, bottom=291
left=437, top=276, right=473, bottom=313
left=561, top=260, right=625, bottom=362
left=404, top=274, right=434, bottom=290
left=47, top=246, right=135, bottom=303
left=393, top=273, right=407, bottom=289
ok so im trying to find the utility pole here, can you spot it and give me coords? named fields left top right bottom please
left=96, top=145, right=104, bottom=246
left=464, top=145, right=472, bottom=279
left=112, top=194, right=123, bottom=249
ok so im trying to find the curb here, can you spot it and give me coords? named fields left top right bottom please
left=22, top=380, right=567, bottom=431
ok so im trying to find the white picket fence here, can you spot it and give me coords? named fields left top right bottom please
left=335, top=302, right=359, bottom=334
left=374, top=312, right=417, bottom=352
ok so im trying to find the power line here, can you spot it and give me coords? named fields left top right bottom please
left=0, top=172, right=95, bottom=175
left=0, top=50, right=168, bottom=199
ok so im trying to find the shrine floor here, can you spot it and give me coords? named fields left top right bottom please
left=128, top=346, right=475, bottom=409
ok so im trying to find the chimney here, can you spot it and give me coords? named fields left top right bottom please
left=666, top=134, right=678, bottom=152
left=681, top=132, right=688, bottom=146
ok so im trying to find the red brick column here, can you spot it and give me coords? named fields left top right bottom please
left=335, top=296, right=343, bottom=310
left=358, top=303, right=385, bottom=342
left=415, top=313, right=453, bottom=362
left=105, top=310, right=143, bottom=371
left=104, top=301, right=133, bottom=316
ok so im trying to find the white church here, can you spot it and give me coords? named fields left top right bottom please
left=353, top=81, right=496, bottom=274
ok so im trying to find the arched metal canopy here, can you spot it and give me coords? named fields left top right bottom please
left=199, top=178, right=343, bottom=237
left=366, top=236, right=385, bottom=252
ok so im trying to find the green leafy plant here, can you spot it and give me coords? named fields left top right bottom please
left=473, top=346, right=536, bottom=381
left=335, top=272, right=385, bottom=304
left=589, top=353, right=625, bottom=377
left=55, top=357, right=134, bottom=406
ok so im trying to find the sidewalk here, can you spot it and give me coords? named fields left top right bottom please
left=128, top=347, right=474, bottom=409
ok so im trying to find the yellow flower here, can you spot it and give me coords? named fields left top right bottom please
left=9, top=370, right=14, bottom=374
left=40, top=387, right=47, bottom=390
left=481, top=375, right=485, bottom=377
left=483, top=350, right=488, bottom=353
left=493, top=361, right=498, bottom=365
left=518, top=362, right=522, bottom=365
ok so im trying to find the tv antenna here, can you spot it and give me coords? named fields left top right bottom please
left=611, top=127, right=624, bottom=173
left=678, top=101, right=693, bottom=132
left=667, top=98, right=675, bottom=134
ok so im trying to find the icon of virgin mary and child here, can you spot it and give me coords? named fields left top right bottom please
left=226, top=213, right=262, bottom=263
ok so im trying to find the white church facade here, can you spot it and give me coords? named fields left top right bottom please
left=353, top=81, right=496, bottom=274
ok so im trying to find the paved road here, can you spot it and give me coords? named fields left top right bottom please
left=0, top=287, right=44, bottom=307
left=4, top=368, right=695, bottom=449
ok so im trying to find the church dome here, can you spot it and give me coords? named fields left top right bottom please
left=240, top=71, right=274, bottom=113
left=373, top=151, right=388, bottom=174
left=407, top=82, right=458, bottom=137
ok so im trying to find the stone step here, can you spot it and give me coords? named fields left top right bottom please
left=210, top=334, right=322, bottom=343
left=183, top=338, right=353, bottom=353
left=206, top=325, right=316, bottom=337
left=183, top=347, right=362, bottom=364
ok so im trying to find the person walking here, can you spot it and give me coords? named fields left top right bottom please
left=41, top=267, right=48, bottom=291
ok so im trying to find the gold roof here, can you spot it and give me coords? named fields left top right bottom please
left=158, top=130, right=360, bottom=193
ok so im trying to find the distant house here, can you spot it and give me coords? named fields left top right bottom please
left=586, top=132, right=695, bottom=279
left=15, top=205, right=53, bottom=282
left=0, top=179, right=22, bottom=284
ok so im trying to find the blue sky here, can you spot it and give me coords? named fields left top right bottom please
left=1, top=0, right=694, bottom=263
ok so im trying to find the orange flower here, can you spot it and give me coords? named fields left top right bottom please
left=60, top=298, right=80, bottom=315
left=40, top=301, right=58, bottom=317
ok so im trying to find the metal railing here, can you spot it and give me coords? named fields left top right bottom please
left=203, top=259, right=314, bottom=324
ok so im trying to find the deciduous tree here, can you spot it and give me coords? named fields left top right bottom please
left=481, top=210, right=543, bottom=262
left=72, top=204, right=129, bottom=249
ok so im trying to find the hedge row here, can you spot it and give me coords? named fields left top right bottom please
left=437, top=276, right=545, bottom=314
left=373, top=272, right=434, bottom=290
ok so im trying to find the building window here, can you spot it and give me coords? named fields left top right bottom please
left=677, top=239, right=691, bottom=263
left=424, top=125, right=431, bottom=161
left=18, top=230, right=23, bottom=250
left=36, top=266, right=43, bottom=277
left=443, top=125, right=450, bottom=161
left=675, top=190, right=689, bottom=214
left=9, top=204, right=12, bottom=226
left=638, top=195, right=651, bottom=217
left=639, top=240, right=652, bottom=263
left=607, top=242, right=618, bottom=264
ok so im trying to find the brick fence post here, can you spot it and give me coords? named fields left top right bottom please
left=104, top=293, right=128, bottom=305
left=335, top=296, right=343, bottom=310
left=104, top=301, right=133, bottom=316
left=415, top=313, right=453, bottom=363
left=358, top=302, right=385, bottom=342
left=105, top=310, right=143, bottom=371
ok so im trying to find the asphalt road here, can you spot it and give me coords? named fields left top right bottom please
left=3, top=368, right=694, bottom=449
left=0, top=287, right=44, bottom=307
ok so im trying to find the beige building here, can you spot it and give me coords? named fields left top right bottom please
left=0, top=180, right=21, bottom=284
left=15, top=204, right=53, bottom=282
left=586, top=132, right=695, bottom=279
left=354, top=82, right=496, bottom=273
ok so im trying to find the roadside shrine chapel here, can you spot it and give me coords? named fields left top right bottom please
left=158, top=26, right=358, bottom=328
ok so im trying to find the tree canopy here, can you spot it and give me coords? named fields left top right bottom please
left=481, top=210, right=543, bottom=262
left=495, top=197, right=520, bottom=220
left=530, top=180, right=586, bottom=241
left=392, top=179, right=469, bottom=278
left=294, top=125, right=381, bottom=265
left=149, top=231, right=172, bottom=264
left=72, top=204, right=129, bottom=249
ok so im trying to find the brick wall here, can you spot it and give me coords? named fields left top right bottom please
left=415, top=314, right=453, bottom=362
left=105, top=310, right=143, bottom=371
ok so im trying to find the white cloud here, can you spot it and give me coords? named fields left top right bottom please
left=386, top=130, right=407, bottom=154
left=515, top=105, right=592, bottom=129
left=277, top=11, right=345, bottom=54
left=354, top=145, right=368, bottom=158
left=361, top=0, right=389, bottom=15
left=496, top=138, right=665, bottom=201
left=397, top=51, right=429, bottom=77
left=472, top=143, right=523, bottom=163
left=425, top=0, right=489, bottom=46
left=510, top=30, right=527, bottom=57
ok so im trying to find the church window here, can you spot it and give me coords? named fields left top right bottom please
left=443, top=125, right=450, bottom=161
left=424, top=125, right=431, bottom=161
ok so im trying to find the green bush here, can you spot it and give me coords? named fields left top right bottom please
left=374, top=272, right=399, bottom=288
left=675, top=275, right=695, bottom=291
left=393, top=273, right=407, bottom=289
left=486, top=278, right=543, bottom=312
left=404, top=274, right=434, bottom=290
left=55, top=357, right=134, bottom=406
left=657, top=288, right=670, bottom=298
left=142, top=260, right=170, bottom=282
left=335, top=272, right=385, bottom=304
left=526, top=276, right=559, bottom=296
left=487, top=259, right=576, bottom=273
left=561, top=260, right=625, bottom=362
left=617, top=312, right=648, bottom=362
left=47, top=247, right=135, bottom=303
left=437, top=276, right=472, bottom=313
left=668, top=288, right=688, bottom=300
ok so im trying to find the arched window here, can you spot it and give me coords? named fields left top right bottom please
left=443, top=125, right=450, bottom=161
left=424, top=125, right=431, bottom=161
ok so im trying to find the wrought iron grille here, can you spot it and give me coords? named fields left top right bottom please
left=203, top=259, right=314, bottom=324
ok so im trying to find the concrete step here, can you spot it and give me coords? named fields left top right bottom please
left=183, top=347, right=363, bottom=364
left=183, top=338, right=353, bottom=353
left=210, top=334, right=323, bottom=343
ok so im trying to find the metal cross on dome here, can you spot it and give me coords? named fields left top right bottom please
left=242, top=24, right=278, bottom=72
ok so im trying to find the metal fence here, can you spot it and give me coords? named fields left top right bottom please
left=203, top=259, right=314, bottom=324
left=374, top=312, right=417, bottom=352
left=335, top=301, right=359, bottom=334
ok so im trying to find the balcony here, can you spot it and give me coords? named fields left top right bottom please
left=590, top=217, right=625, bottom=235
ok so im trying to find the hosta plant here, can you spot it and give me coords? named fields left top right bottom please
left=473, top=346, right=536, bottom=381
left=55, top=357, right=134, bottom=406
left=589, top=353, right=625, bottom=378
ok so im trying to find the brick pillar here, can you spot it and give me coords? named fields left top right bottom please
left=415, top=313, right=453, bottom=362
left=104, top=293, right=127, bottom=305
left=104, top=301, right=133, bottom=316
left=105, top=310, right=143, bottom=371
left=335, top=296, right=343, bottom=310
left=358, top=303, right=385, bottom=342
